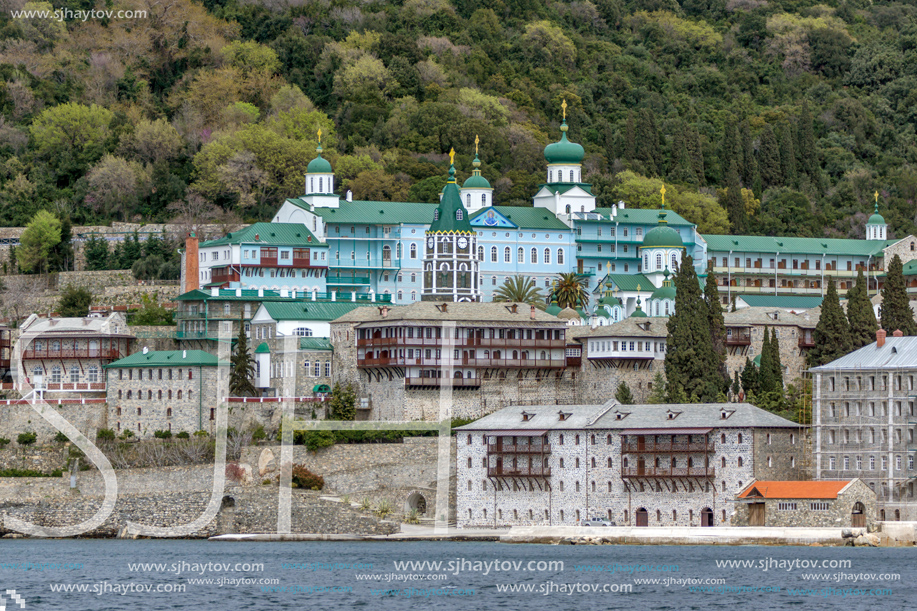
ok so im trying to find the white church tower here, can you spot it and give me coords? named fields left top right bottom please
left=461, top=135, right=493, bottom=214
left=302, top=128, right=339, bottom=209
left=866, top=191, right=887, bottom=241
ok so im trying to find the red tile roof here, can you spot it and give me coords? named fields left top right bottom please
left=738, top=481, right=852, bottom=500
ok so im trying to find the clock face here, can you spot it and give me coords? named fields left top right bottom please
left=458, top=237, right=468, bottom=249
left=427, top=237, right=434, bottom=248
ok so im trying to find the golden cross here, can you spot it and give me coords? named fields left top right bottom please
left=475, top=135, right=479, bottom=155
left=561, top=99, right=567, bottom=120
left=449, top=148, right=455, bottom=165
left=606, top=261, right=611, bottom=273
left=637, top=283, right=641, bottom=292
left=317, top=127, right=322, bottom=143
left=875, top=190, right=879, bottom=204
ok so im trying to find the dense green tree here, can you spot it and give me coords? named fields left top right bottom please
left=740, top=357, right=758, bottom=397
left=47, top=215, right=73, bottom=272
left=758, top=327, right=776, bottom=395
left=847, top=268, right=878, bottom=349
left=724, top=160, right=746, bottom=233
left=739, top=122, right=757, bottom=187
left=18, top=210, right=61, bottom=274
left=807, top=280, right=852, bottom=367
left=635, top=108, right=661, bottom=176
left=646, top=371, right=667, bottom=404
left=665, top=255, right=720, bottom=402
left=778, top=122, right=797, bottom=187
left=796, top=101, right=818, bottom=180
left=130, top=294, right=174, bottom=326
left=83, top=234, right=110, bottom=270
left=328, top=382, right=356, bottom=421
left=758, top=125, right=781, bottom=189
left=703, top=270, right=729, bottom=394
left=614, top=381, right=634, bottom=405
left=880, top=255, right=917, bottom=335
left=493, top=276, right=545, bottom=309
left=551, top=272, right=588, bottom=309
left=229, top=314, right=257, bottom=398
left=57, top=285, right=92, bottom=317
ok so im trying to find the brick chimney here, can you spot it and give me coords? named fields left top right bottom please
left=877, top=329, right=886, bottom=348
left=184, top=232, right=199, bottom=293
left=530, top=304, right=536, bottom=319
left=893, top=329, right=904, bottom=337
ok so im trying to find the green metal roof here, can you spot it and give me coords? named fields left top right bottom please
left=104, top=350, right=224, bottom=368
left=540, top=183, right=594, bottom=196
left=739, top=295, right=824, bottom=309
left=650, top=285, right=676, bottom=301
left=313, top=383, right=331, bottom=393
left=545, top=303, right=562, bottom=316
left=463, top=158, right=492, bottom=189
left=260, top=301, right=363, bottom=321
left=255, top=342, right=270, bottom=354
left=591, top=208, right=694, bottom=226
left=429, top=165, right=474, bottom=234
left=306, top=149, right=333, bottom=174
left=903, top=261, right=917, bottom=276
left=594, top=273, right=654, bottom=292
left=300, top=337, right=333, bottom=351
left=544, top=122, right=584, bottom=164
left=291, top=199, right=438, bottom=225
left=484, top=206, right=570, bottom=230
left=200, top=223, right=324, bottom=248
left=702, top=234, right=893, bottom=256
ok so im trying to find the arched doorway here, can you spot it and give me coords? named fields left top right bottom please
left=851, top=502, right=865, bottom=527
left=405, top=491, right=427, bottom=515
left=636, top=508, right=648, bottom=527
left=701, top=507, right=714, bottom=527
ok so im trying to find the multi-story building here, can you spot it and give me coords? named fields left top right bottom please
left=18, top=313, right=134, bottom=397
left=455, top=401, right=805, bottom=527
left=723, top=307, right=818, bottom=386
left=330, top=301, right=579, bottom=420
left=810, top=330, right=917, bottom=520
left=104, top=349, right=223, bottom=437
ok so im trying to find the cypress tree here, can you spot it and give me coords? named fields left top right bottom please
left=229, top=314, right=257, bottom=397
left=704, top=270, right=730, bottom=393
left=797, top=101, right=818, bottom=179
left=758, top=327, right=775, bottom=394
left=740, top=121, right=757, bottom=186
left=880, top=254, right=917, bottom=335
left=768, top=327, right=784, bottom=390
left=732, top=370, right=741, bottom=398
left=624, top=111, right=636, bottom=162
left=636, top=108, right=660, bottom=176
left=807, top=279, right=853, bottom=367
left=665, top=255, right=720, bottom=402
left=778, top=122, right=798, bottom=187
left=847, top=268, right=878, bottom=349
left=615, top=381, right=635, bottom=405
left=720, top=119, right=741, bottom=183
left=724, top=159, right=746, bottom=233
left=669, top=121, right=697, bottom=186
left=758, top=124, right=782, bottom=188
left=740, top=357, right=758, bottom=397
left=687, top=125, right=706, bottom=186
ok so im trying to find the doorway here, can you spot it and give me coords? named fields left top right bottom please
left=851, top=502, right=865, bottom=527
left=749, top=503, right=765, bottom=526
left=701, top=507, right=713, bottom=527
left=636, top=508, right=648, bottom=527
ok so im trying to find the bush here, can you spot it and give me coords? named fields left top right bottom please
left=193, top=430, right=209, bottom=437
left=118, top=429, right=135, bottom=440
left=176, top=431, right=190, bottom=439
left=0, top=438, right=10, bottom=447
left=374, top=499, right=394, bottom=518
left=225, top=462, right=245, bottom=482
left=17, top=432, right=36, bottom=445
left=404, top=508, right=421, bottom=524
left=302, top=430, right=335, bottom=452
left=54, top=431, right=69, bottom=443
left=153, top=430, right=172, bottom=439
left=290, top=464, right=324, bottom=490
left=96, top=429, right=116, bottom=442
left=0, top=468, right=56, bottom=477
left=251, top=425, right=266, bottom=441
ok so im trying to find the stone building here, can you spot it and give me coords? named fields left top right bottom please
left=723, top=307, right=818, bottom=387
left=18, top=312, right=134, bottom=397
left=251, top=337, right=334, bottom=402
left=455, top=401, right=805, bottom=528
left=810, top=331, right=917, bottom=521
left=330, top=301, right=578, bottom=421
left=733, top=479, right=875, bottom=527
left=104, top=349, right=225, bottom=438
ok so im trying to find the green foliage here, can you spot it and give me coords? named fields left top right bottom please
left=740, top=357, right=758, bottom=397
left=0, top=468, right=60, bottom=477
left=54, top=431, right=69, bottom=443
left=119, top=429, right=135, bottom=440
left=96, top=428, right=116, bottom=442
left=551, top=272, right=588, bottom=309
left=807, top=280, right=852, bottom=368
left=57, top=285, right=92, bottom=317
left=493, top=276, right=545, bottom=309
left=646, top=372, right=667, bottom=404
left=176, top=431, right=191, bottom=439
left=880, top=255, right=917, bottom=336
left=290, top=464, right=324, bottom=490
left=847, top=268, right=878, bottom=349
left=18, top=210, right=61, bottom=274
left=251, top=425, right=266, bottom=442
left=614, top=381, right=634, bottom=405
left=0, top=438, right=9, bottom=447
left=17, top=432, right=37, bottom=445
left=704, top=271, right=729, bottom=394
left=153, top=430, right=172, bottom=439
left=130, top=294, right=175, bottom=326
left=328, top=382, right=357, bottom=421
left=302, top=430, right=336, bottom=452
left=229, top=314, right=257, bottom=397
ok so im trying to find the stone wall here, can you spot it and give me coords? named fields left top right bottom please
left=725, top=323, right=811, bottom=388
left=0, top=402, right=109, bottom=445
left=731, top=480, right=877, bottom=527
left=0, top=445, right=70, bottom=473
left=752, top=429, right=809, bottom=481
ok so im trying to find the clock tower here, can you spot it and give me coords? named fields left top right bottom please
left=422, top=150, right=480, bottom=302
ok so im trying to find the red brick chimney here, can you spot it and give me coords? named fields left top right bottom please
left=893, top=329, right=903, bottom=337
left=530, top=304, right=536, bottom=319
left=877, top=329, right=886, bottom=348
left=185, top=232, right=199, bottom=292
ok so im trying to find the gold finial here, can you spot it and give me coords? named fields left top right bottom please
left=475, top=135, right=479, bottom=155
left=561, top=99, right=567, bottom=120
left=637, top=283, right=642, bottom=292
left=875, top=190, right=879, bottom=204
left=449, top=148, right=455, bottom=165
left=317, top=127, right=322, bottom=144
left=660, top=184, right=666, bottom=208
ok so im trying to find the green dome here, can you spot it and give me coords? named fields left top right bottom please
left=546, top=303, right=562, bottom=317
left=630, top=307, right=648, bottom=318
left=462, top=174, right=492, bottom=189
left=642, top=225, right=683, bottom=248
left=598, top=294, right=622, bottom=308
left=307, top=151, right=332, bottom=174
left=255, top=342, right=270, bottom=354
left=650, top=285, right=677, bottom=301
left=544, top=123, right=584, bottom=165
left=867, top=213, right=885, bottom=225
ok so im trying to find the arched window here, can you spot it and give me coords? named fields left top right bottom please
left=293, top=327, right=313, bottom=337
left=481, top=194, right=486, bottom=206
left=410, top=243, right=417, bottom=259
left=477, top=246, right=484, bottom=260
left=69, top=365, right=80, bottom=383
left=531, top=248, right=537, bottom=264
left=557, top=249, right=564, bottom=264
left=158, top=390, right=162, bottom=400
left=177, top=390, right=182, bottom=399
left=671, top=253, right=677, bottom=269
left=466, top=194, right=471, bottom=206
left=490, top=246, right=497, bottom=262
left=569, top=170, right=574, bottom=182
left=318, top=177, right=323, bottom=192
left=148, top=390, right=153, bottom=400
left=411, top=290, right=417, bottom=301
left=433, top=209, right=439, bottom=221
left=32, top=366, right=42, bottom=381
left=549, top=170, right=553, bottom=182
left=504, top=247, right=511, bottom=263
left=127, top=390, right=132, bottom=399
left=565, top=204, right=570, bottom=214
left=656, top=253, right=662, bottom=269
left=397, top=290, right=403, bottom=300
left=518, top=248, right=524, bottom=263
left=644, top=254, right=648, bottom=269
left=456, top=210, right=463, bottom=220
left=544, top=248, right=551, bottom=264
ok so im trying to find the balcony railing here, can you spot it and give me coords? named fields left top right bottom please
left=41, top=382, right=106, bottom=391
left=621, top=441, right=715, bottom=453
left=487, top=465, right=551, bottom=477
left=725, top=332, right=751, bottom=346
left=327, top=276, right=371, bottom=285
left=359, top=357, right=567, bottom=369
left=174, top=311, right=208, bottom=320
left=175, top=330, right=210, bottom=339
left=21, top=348, right=122, bottom=360
left=356, top=337, right=566, bottom=349
left=487, top=443, right=551, bottom=454
left=621, top=467, right=715, bottom=478
left=404, top=377, right=482, bottom=388
left=798, top=336, right=815, bottom=348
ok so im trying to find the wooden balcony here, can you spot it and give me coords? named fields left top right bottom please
left=622, top=467, right=715, bottom=478
left=487, top=465, right=551, bottom=478
left=359, top=357, right=567, bottom=369
left=404, top=377, right=482, bottom=388
left=565, top=356, right=581, bottom=367
left=798, top=335, right=815, bottom=348
left=487, top=443, right=551, bottom=454
left=41, top=382, right=106, bottom=391
left=356, top=337, right=566, bottom=349
left=621, top=441, right=715, bottom=453
left=21, top=348, right=122, bottom=360
left=725, top=332, right=751, bottom=346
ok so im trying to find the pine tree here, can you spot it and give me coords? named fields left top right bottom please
left=229, top=314, right=257, bottom=397
left=720, top=119, right=741, bottom=184
left=724, top=159, right=746, bottom=233
left=731, top=370, right=741, bottom=398
left=84, top=233, right=110, bottom=271
left=847, top=268, right=878, bottom=349
left=758, top=124, right=782, bottom=188
left=797, top=100, right=818, bottom=180
left=880, top=254, right=917, bottom=335
left=704, top=270, right=730, bottom=393
left=665, top=255, right=720, bottom=402
left=647, top=371, right=667, bottom=404
left=615, top=381, right=634, bottom=405
left=758, top=327, right=775, bottom=394
left=740, top=121, right=757, bottom=186
left=328, top=382, right=357, bottom=420
left=807, top=279, right=853, bottom=367
left=778, top=122, right=798, bottom=187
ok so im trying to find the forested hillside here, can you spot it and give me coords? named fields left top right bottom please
left=1, top=0, right=916, bottom=246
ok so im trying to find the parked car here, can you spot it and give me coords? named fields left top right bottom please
left=581, top=517, right=614, bottom=526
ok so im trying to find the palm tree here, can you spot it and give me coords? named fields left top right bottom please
left=551, top=272, right=588, bottom=309
left=493, top=276, right=545, bottom=310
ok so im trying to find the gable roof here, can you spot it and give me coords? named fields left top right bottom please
left=809, top=336, right=917, bottom=371
left=257, top=301, right=364, bottom=322
left=299, top=337, right=332, bottom=351
left=738, top=480, right=853, bottom=500
left=19, top=313, right=132, bottom=337
left=593, top=273, right=654, bottom=293
left=538, top=183, right=594, bottom=196
left=703, top=234, right=892, bottom=257
left=104, top=350, right=224, bottom=368
left=200, top=223, right=324, bottom=248
left=331, top=301, right=567, bottom=325
left=724, top=306, right=818, bottom=329
left=288, top=199, right=438, bottom=225
left=590, top=208, right=694, bottom=226
left=471, top=206, right=570, bottom=231
left=739, top=295, right=824, bottom=309
left=568, top=317, right=669, bottom=340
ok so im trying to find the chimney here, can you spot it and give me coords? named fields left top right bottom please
left=235, top=288, right=242, bottom=297
left=346, top=190, right=353, bottom=202
left=380, top=306, right=389, bottom=318
left=618, top=200, right=625, bottom=210
left=280, top=289, right=288, bottom=298
left=877, top=329, right=887, bottom=348
left=184, top=232, right=199, bottom=293
left=530, top=304, right=536, bottom=319
left=893, top=329, right=904, bottom=337
left=142, top=346, right=149, bottom=354
left=254, top=234, right=259, bottom=241
left=182, top=350, right=187, bottom=358
left=210, top=287, right=219, bottom=297
left=258, top=287, right=264, bottom=297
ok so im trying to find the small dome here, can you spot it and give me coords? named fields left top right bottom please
left=650, top=285, right=676, bottom=302
left=643, top=225, right=683, bottom=249
left=255, top=342, right=270, bottom=354
left=558, top=307, right=580, bottom=320
left=598, top=294, right=621, bottom=308
left=868, top=212, right=886, bottom=225
left=546, top=303, right=563, bottom=317
left=307, top=151, right=332, bottom=174
left=630, top=307, right=648, bottom=318
left=544, top=123, right=584, bottom=165
left=462, top=174, right=492, bottom=189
